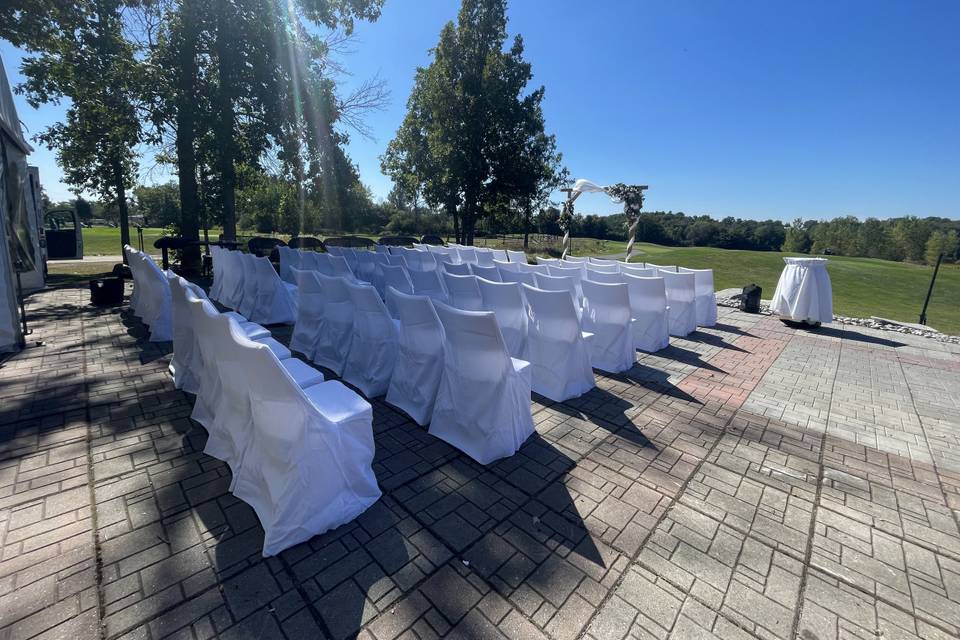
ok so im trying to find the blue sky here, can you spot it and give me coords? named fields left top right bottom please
left=2, top=0, right=958, bottom=220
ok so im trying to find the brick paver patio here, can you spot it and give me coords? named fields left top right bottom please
left=2, top=282, right=959, bottom=640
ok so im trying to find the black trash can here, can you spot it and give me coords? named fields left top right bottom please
left=739, top=284, right=762, bottom=313
left=90, top=277, right=125, bottom=305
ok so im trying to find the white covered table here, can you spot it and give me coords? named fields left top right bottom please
left=770, top=257, right=833, bottom=325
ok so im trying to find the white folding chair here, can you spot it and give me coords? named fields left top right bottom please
left=431, top=302, right=535, bottom=464
left=619, top=264, right=655, bottom=278
left=278, top=246, right=301, bottom=284
left=580, top=280, right=635, bottom=373
left=167, top=273, right=201, bottom=393
left=646, top=263, right=677, bottom=272
left=585, top=262, right=618, bottom=274
left=493, top=259, right=517, bottom=273
left=585, top=270, right=622, bottom=284
left=535, top=256, right=559, bottom=266
left=499, top=269, right=536, bottom=286
left=382, top=264, right=414, bottom=297
left=441, top=262, right=471, bottom=276
left=385, top=289, right=445, bottom=425
left=588, top=257, right=618, bottom=266
left=457, top=247, right=478, bottom=264
left=209, top=245, right=225, bottom=302
left=441, top=272, right=484, bottom=311
left=475, top=248, right=495, bottom=266
left=491, top=249, right=508, bottom=262
left=659, top=270, right=697, bottom=336
left=518, top=262, right=551, bottom=276
left=353, top=251, right=377, bottom=284
left=238, top=253, right=259, bottom=318
left=534, top=272, right=579, bottom=309
left=249, top=256, right=298, bottom=325
left=621, top=274, right=670, bottom=352
left=342, top=282, right=400, bottom=397
left=289, top=267, right=325, bottom=359
left=328, top=254, right=355, bottom=280
left=312, top=274, right=355, bottom=375
left=547, top=264, right=584, bottom=300
left=506, top=249, right=528, bottom=264
left=520, top=285, right=595, bottom=402
left=470, top=263, right=502, bottom=281
left=679, top=267, right=717, bottom=327
left=477, top=278, right=528, bottom=359
left=409, top=268, right=448, bottom=303
left=231, top=340, right=379, bottom=556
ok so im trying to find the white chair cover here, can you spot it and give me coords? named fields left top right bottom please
left=289, top=268, right=325, bottom=359
left=385, top=289, right=444, bottom=425
left=442, top=261, right=471, bottom=276
left=770, top=258, right=833, bottom=324
left=585, top=270, right=622, bottom=284
left=646, top=263, right=677, bottom=272
left=580, top=280, right=635, bottom=373
left=506, top=250, right=527, bottom=264
left=126, top=248, right=173, bottom=341
left=585, top=262, right=618, bottom=274
left=475, top=249, right=495, bottom=266
left=678, top=267, right=718, bottom=327
left=535, top=256, right=559, bottom=266
left=382, top=264, right=414, bottom=297
left=620, top=264, right=654, bottom=278
left=519, top=262, right=551, bottom=275
left=491, top=249, right=508, bottom=262
left=278, top=246, right=301, bottom=284
left=431, top=302, right=535, bottom=464
left=493, top=259, right=517, bottom=273
left=409, top=268, right=448, bottom=303
left=209, top=245, right=225, bottom=302
left=521, top=285, right=595, bottom=402
left=249, top=256, right=298, bottom=325
left=354, top=252, right=377, bottom=284
left=441, top=272, right=484, bottom=311
left=230, top=340, right=380, bottom=556
left=312, top=274, right=355, bottom=375
left=328, top=254, right=355, bottom=280
left=342, top=282, right=400, bottom=397
left=499, top=269, right=536, bottom=286
left=621, top=274, right=670, bottom=352
left=167, top=273, right=201, bottom=393
left=457, top=247, right=478, bottom=264
left=533, top=272, right=579, bottom=308
left=304, top=252, right=335, bottom=276
left=563, top=255, right=586, bottom=263
left=588, top=257, right=617, bottom=266
left=659, top=270, right=697, bottom=336
left=477, top=278, right=528, bottom=358
left=238, top=254, right=259, bottom=318
left=470, top=263, right=502, bottom=281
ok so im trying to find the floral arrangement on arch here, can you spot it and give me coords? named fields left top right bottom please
left=558, top=199, right=575, bottom=233
left=605, top=183, right=646, bottom=218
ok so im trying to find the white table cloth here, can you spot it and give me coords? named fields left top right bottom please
left=770, top=257, right=833, bottom=324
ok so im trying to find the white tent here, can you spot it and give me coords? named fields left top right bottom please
left=0, top=56, right=34, bottom=353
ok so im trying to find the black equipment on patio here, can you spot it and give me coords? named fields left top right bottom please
left=738, top=284, right=762, bottom=313
left=89, top=277, right=124, bottom=305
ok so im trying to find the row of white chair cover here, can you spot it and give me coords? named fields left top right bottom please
left=167, top=274, right=380, bottom=555
left=124, top=245, right=172, bottom=341
left=288, top=267, right=535, bottom=463
left=534, top=256, right=716, bottom=330
left=210, top=246, right=298, bottom=324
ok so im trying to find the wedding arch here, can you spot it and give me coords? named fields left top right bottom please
left=559, top=179, right=648, bottom=261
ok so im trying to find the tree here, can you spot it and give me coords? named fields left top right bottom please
left=383, top=0, right=562, bottom=245
left=892, top=216, right=931, bottom=262
left=134, top=182, right=181, bottom=228
left=782, top=218, right=812, bottom=253
left=5, top=0, right=144, bottom=260
left=925, top=230, right=958, bottom=265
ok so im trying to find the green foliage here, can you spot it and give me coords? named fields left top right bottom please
left=133, top=183, right=181, bottom=228
left=7, top=0, right=143, bottom=253
left=925, top=230, right=959, bottom=266
left=382, top=0, right=565, bottom=244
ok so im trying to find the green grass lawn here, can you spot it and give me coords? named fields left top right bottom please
left=80, top=226, right=169, bottom=255
left=626, top=243, right=960, bottom=335
left=59, top=227, right=958, bottom=334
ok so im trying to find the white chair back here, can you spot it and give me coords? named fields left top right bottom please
left=470, top=263, right=502, bottom=281
left=312, top=273, right=354, bottom=374
left=290, top=267, right=325, bottom=359
left=499, top=269, right=536, bottom=286
left=506, top=250, right=527, bottom=264
left=477, top=278, right=528, bottom=358
left=441, top=261, right=471, bottom=276
left=475, top=248, right=495, bottom=266
left=580, top=280, right=635, bottom=373
left=441, top=272, right=484, bottom=311
left=620, top=273, right=670, bottom=352
left=408, top=268, right=448, bottom=303
left=342, top=282, right=399, bottom=397
left=585, top=270, right=622, bottom=284
left=385, top=289, right=445, bottom=425
left=679, top=267, right=717, bottom=327
left=457, top=247, right=478, bottom=264
left=658, top=270, right=697, bottom=336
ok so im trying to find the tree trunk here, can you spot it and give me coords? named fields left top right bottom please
left=175, top=0, right=201, bottom=273
left=214, top=1, right=237, bottom=241
left=112, top=158, right=131, bottom=263
left=523, top=203, right=531, bottom=250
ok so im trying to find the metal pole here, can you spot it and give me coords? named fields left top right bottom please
left=919, top=252, right=943, bottom=326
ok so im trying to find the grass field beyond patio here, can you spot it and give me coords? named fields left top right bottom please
left=57, top=228, right=958, bottom=334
